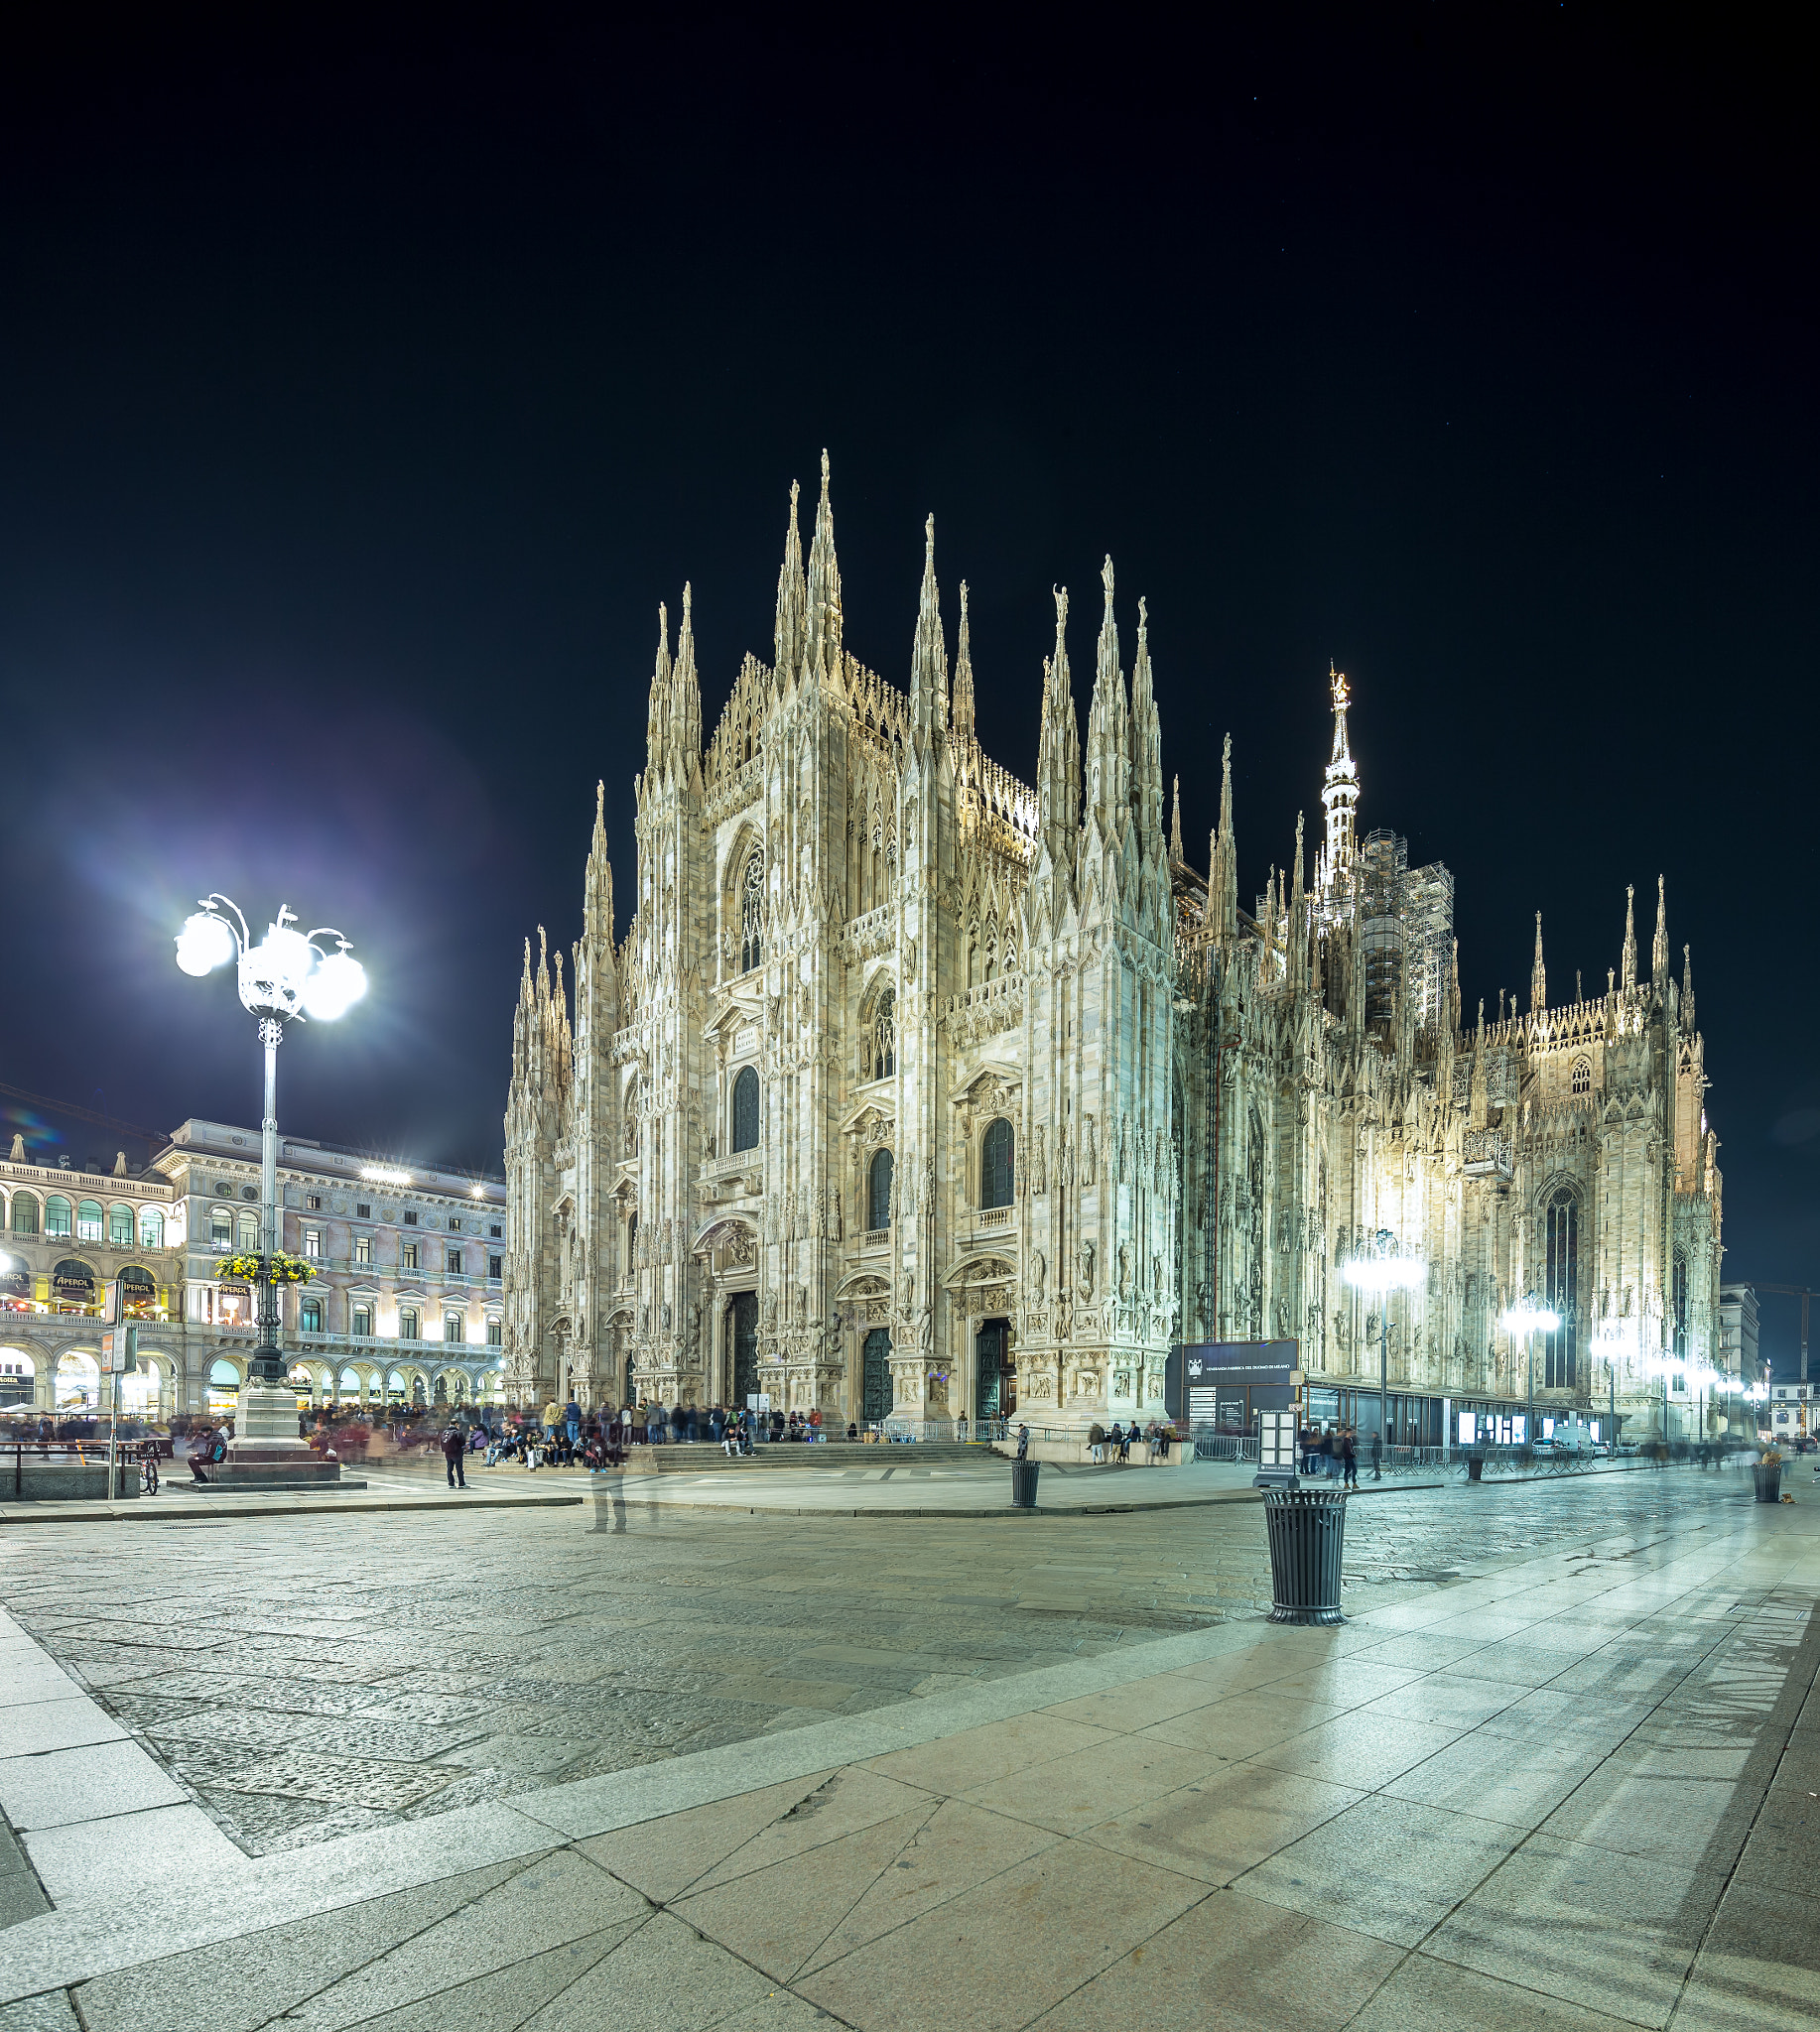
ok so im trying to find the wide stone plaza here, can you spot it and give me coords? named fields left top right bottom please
left=1, top=1462, right=1817, bottom=2030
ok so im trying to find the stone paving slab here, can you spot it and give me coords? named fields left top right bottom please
left=0, top=1468, right=1814, bottom=2030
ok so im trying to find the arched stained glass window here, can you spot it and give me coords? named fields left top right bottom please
left=866, top=989, right=895, bottom=1082
left=731, top=1067, right=760, bottom=1154
left=1571, top=1058, right=1592, bottom=1097
left=868, top=1148, right=894, bottom=1232
left=980, top=1119, right=1014, bottom=1209
left=1544, top=1189, right=1579, bottom=1389
left=740, top=851, right=765, bottom=973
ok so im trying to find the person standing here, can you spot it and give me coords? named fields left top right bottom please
left=1370, top=1430, right=1383, bottom=1481
left=542, top=1397, right=560, bottom=1446
left=563, top=1396, right=582, bottom=1449
left=1342, top=1428, right=1359, bottom=1488
left=442, top=1423, right=466, bottom=1490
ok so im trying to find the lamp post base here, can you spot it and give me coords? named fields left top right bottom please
left=217, top=1382, right=343, bottom=1487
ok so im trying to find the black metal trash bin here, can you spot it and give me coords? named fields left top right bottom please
left=1753, top=1462, right=1783, bottom=1504
left=1011, top=1459, right=1040, bottom=1509
left=1467, top=1451, right=1485, bottom=1482
left=1261, top=1487, right=1348, bottom=1624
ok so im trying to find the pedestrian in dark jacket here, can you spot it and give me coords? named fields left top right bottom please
left=1370, top=1431, right=1383, bottom=1480
left=442, top=1424, right=466, bottom=1489
left=1342, top=1430, right=1359, bottom=1488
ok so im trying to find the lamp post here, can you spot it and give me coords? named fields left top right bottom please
left=176, top=897, right=365, bottom=1463
left=1344, top=1229, right=1425, bottom=1447
left=1500, top=1293, right=1560, bottom=1446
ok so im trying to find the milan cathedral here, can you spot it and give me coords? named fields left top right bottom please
left=503, top=455, right=1721, bottom=1441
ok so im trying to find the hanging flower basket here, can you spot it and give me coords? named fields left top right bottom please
left=215, top=1252, right=315, bottom=1286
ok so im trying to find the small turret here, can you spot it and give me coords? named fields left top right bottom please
left=1084, top=556, right=1130, bottom=844
left=1036, top=588, right=1081, bottom=860
left=1170, top=775, right=1183, bottom=862
left=1682, top=944, right=1696, bottom=1033
left=1622, top=885, right=1637, bottom=994
left=774, top=478, right=806, bottom=681
left=806, top=449, right=843, bottom=676
left=1209, top=733, right=1237, bottom=945
left=1531, top=912, right=1546, bottom=1013
left=1319, top=665, right=1359, bottom=889
left=909, top=514, right=948, bottom=746
left=1129, top=594, right=1164, bottom=860
left=1651, top=873, right=1668, bottom=985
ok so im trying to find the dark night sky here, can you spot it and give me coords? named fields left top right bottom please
left=1, top=10, right=1815, bottom=1361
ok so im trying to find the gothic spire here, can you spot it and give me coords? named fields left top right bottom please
left=1210, top=732, right=1237, bottom=943
left=1320, top=664, right=1359, bottom=888
left=673, top=581, right=703, bottom=786
left=1622, top=884, right=1637, bottom=993
left=1651, top=873, right=1668, bottom=983
left=1682, top=943, right=1695, bottom=1032
left=1129, top=593, right=1164, bottom=859
left=1036, top=587, right=1081, bottom=857
left=645, top=602, right=672, bottom=777
left=909, top=513, right=948, bottom=744
left=806, top=448, right=843, bottom=674
left=1170, top=775, right=1183, bottom=862
left=774, top=477, right=806, bottom=680
left=584, top=781, right=615, bottom=947
left=1085, top=555, right=1130, bottom=840
left=1531, top=911, right=1546, bottom=1013
left=952, top=579, right=975, bottom=741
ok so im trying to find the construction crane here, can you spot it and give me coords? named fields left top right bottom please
left=1743, top=1283, right=1816, bottom=1386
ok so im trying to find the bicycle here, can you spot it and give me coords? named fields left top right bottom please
left=139, top=1442, right=160, bottom=1496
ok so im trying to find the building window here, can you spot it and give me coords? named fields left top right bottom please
left=626, top=1211, right=638, bottom=1276
left=731, top=1066, right=760, bottom=1153
left=354, top=1235, right=372, bottom=1265
left=402, top=1242, right=419, bottom=1271
left=352, top=1306, right=372, bottom=1337
left=489, top=1254, right=503, bottom=1280
left=10, top=1195, right=39, bottom=1236
left=399, top=1307, right=420, bottom=1340
left=303, top=1228, right=322, bottom=1259
left=447, top=1216, right=460, bottom=1231
left=356, top=1203, right=371, bottom=1219
left=45, top=1197, right=72, bottom=1238
left=300, top=1300, right=323, bottom=1334
left=138, top=1206, right=164, bottom=1250
left=307, top=1194, right=323, bottom=1210
left=868, top=1148, right=894, bottom=1231
left=1544, top=1189, right=1579, bottom=1389
left=740, top=850, right=765, bottom=973
left=210, top=1207, right=233, bottom=1248
left=108, top=1205, right=134, bottom=1248
left=444, top=1312, right=464, bottom=1344
left=236, top=1212, right=259, bottom=1251
left=980, top=1119, right=1015, bottom=1210
left=865, top=989, right=896, bottom=1082
left=404, top=1210, right=418, bottom=1226
left=486, top=1319, right=503, bottom=1346
left=489, top=1223, right=502, bottom=1239
left=76, top=1200, right=104, bottom=1242
left=1571, top=1058, right=1592, bottom=1097
left=446, top=1247, right=463, bottom=1275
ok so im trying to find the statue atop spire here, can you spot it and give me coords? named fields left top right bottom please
left=1170, top=775, right=1183, bottom=862
left=1319, top=663, right=1359, bottom=891
left=1651, top=873, right=1668, bottom=984
left=1130, top=593, right=1164, bottom=860
left=1682, top=943, right=1695, bottom=1032
left=1085, top=556, right=1130, bottom=839
left=1531, top=911, right=1546, bottom=1013
left=584, top=780, right=615, bottom=947
left=1622, top=884, right=1637, bottom=993
left=1209, top=732, right=1237, bottom=943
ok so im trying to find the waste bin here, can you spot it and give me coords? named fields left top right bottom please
left=1261, top=1486, right=1348, bottom=1624
left=1753, top=1460, right=1783, bottom=1504
left=1467, top=1451, right=1485, bottom=1482
left=1011, top=1459, right=1041, bottom=1508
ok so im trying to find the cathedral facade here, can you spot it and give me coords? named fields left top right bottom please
left=503, top=457, right=1723, bottom=1442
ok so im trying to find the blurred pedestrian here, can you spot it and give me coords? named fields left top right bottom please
left=442, top=1423, right=466, bottom=1489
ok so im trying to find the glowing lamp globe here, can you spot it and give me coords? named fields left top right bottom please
left=301, top=949, right=368, bottom=1022
left=174, top=911, right=236, bottom=976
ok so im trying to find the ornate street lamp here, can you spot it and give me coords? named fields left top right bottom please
left=1344, top=1229, right=1425, bottom=1446
left=1501, top=1292, right=1561, bottom=1444
left=175, top=896, right=365, bottom=1460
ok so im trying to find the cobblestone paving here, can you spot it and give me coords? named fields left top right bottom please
left=0, top=1467, right=1754, bottom=1856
